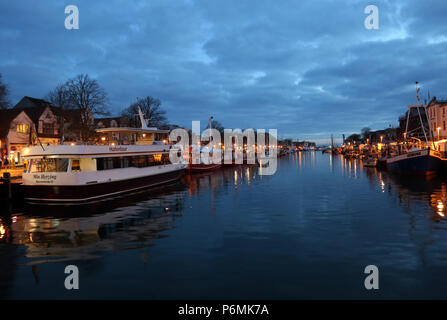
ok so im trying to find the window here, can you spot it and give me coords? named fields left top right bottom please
left=121, top=157, right=130, bottom=168
left=443, top=121, right=446, bottom=131
left=136, top=156, right=147, bottom=168
left=72, top=159, right=81, bottom=172
left=17, top=124, right=29, bottom=133
left=29, top=158, right=69, bottom=173
left=95, top=154, right=169, bottom=171
left=43, top=123, right=55, bottom=135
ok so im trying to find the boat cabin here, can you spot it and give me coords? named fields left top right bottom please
left=96, top=127, right=169, bottom=146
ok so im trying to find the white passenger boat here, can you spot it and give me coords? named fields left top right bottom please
left=21, top=109, right=187, bottom=203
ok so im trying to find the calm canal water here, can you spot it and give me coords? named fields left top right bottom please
left=2, top=152, right=447, bottom=299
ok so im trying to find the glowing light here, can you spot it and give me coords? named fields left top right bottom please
left=101, top=136, right=106, bottom=141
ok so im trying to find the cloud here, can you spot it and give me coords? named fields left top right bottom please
left=0, top=0, right=446, bottom=144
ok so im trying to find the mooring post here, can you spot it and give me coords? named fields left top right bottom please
left=3, top=172, right=11, bottom=201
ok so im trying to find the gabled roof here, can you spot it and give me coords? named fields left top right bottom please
left=21, top=96, right=52, bottom=107
left=0, top=109, right=27, bottom=138
left=13, top=96, right=60, bottom=123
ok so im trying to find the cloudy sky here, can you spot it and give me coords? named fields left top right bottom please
left=1, top=0, right=446, bottom=144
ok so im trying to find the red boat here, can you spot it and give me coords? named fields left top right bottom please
left=187, top=163, right=222, bottom=172
left=187, top=146, right=222, bottom=173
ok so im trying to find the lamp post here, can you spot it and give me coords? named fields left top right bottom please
left=437, top=127, right=441, bottom=141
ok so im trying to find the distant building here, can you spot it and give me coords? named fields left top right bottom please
left=426, top=97, right=447, bottom=140
left=367, top=128, right=398, bottom=143
left=294, top=141, right=316, bottom=148
left=0, top=109, right=34, bottom=165
left=13, top=96, right=90, bottom=143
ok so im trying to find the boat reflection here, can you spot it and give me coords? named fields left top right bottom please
left=8, top=183, right=188, bottom=265
left=4, top=165, right=261, bottom=266
left=363, top=167, right=447, bottom=222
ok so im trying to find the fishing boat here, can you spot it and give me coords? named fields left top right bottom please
left=386, top=147, right=442, bottom=175
left=21, top=108, right=187, bottom=203
left=377, top=156, right=388, bottom=169
left=386, top=85, right=442, bottom=175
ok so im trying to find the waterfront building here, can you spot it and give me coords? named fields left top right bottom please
left=13, top=96, right=62, bottom=145
left=426, top=97, right=447, bottom=140
left=0, top=109, right=34, bottom=165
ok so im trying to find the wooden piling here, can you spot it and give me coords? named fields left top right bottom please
left=3, top=172, right=12, bottom=201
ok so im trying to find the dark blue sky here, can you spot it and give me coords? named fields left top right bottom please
left=1, top=0, right=446, bottom=144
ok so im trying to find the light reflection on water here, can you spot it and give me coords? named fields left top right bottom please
left=2, top=152, right=447, bottom=299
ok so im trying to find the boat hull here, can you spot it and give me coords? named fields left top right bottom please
left=22, top=168, right=185, bottom=203
left=187, top=163, right=222, bottom=172
left=386, top=149, right=442, bottom=175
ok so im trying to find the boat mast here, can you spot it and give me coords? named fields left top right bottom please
left=209, top=116, right=213, bottom=147
left=137, top=105, right=148, bottom=129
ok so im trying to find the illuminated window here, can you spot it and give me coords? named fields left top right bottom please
left=17, top=124, right=29, bottom=133
left=72, top=159, right=81, bottom=172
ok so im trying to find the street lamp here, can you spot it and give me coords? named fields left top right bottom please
left=380, top=136, right=383, bottom=143
left=437, top=127, right=441, bottom=141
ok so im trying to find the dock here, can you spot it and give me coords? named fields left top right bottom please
left=0, top=172, right=24, bottom=203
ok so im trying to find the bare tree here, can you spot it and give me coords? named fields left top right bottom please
left=121, top=96, right=167, bottom=128
left=65, top=74, right=108, bottom=140
left=0, top=73, right=11, bottom=109
left=361, top=127, right=371, bottom=139
left=46, top=83, right=72, bottom=141
left=46, top=83, right=71, bottom=110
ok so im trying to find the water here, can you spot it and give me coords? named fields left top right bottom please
left=2, top=152, right=447, bottom=299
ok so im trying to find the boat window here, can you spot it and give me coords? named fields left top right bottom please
left=122, top=157, right=130, bottom=168
left=95, top=153, right=170, bottom=171
left=29, top=158, right=69, bottom=173
left=72, top=159, right=81, bottom=172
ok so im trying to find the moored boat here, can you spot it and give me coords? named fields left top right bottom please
left=21, top=108, right=187, bottom=203
left=363, top=156, right=378, bottom=167
left=186, top=146, right=222, bottom=172
left=386, top=148, right=442, bottom=175
left=386, top=89, right=443, bottom=176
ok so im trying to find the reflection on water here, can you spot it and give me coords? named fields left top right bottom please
left=4, top=153, right=447, bottom=298
left=1, top=165, right=261, bottom=266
